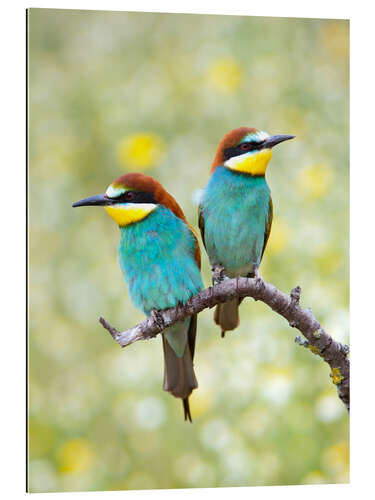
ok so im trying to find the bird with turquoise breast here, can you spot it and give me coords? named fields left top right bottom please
left=199, top=127, right=294, bottom=337
left=73, top=173, right=203, bottom=421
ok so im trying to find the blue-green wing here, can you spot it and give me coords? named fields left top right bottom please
left=198, top=204, right=206, bottom=250
left=260, top=197, right=273, bottom=262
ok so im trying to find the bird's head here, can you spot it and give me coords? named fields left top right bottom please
left=72, top=172, right=186, bottom=227
left=211, top=127, right=294, bottom=175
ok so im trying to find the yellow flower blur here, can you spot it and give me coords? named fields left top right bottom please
left=296, top=163, right=334, bottom=201
left=322, top=442, right=349, bottom=481
left=207, top=58, right=242, bottom=93
left=303, top=470, right=326, bottom=484
left=117, top=133, right=165, bottom=170
left=189, top=389, right=213, bottom=417
left=267, top=218, right=290, bottom=255
left=320, top=21, right=349, bottom=59
left=58, top=438, right=95, bottom=475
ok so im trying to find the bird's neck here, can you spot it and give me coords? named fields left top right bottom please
left=118, top=206, right=182, bottom=250
left=215, top=165, right=268, bottom=184
left=208, top=167, right=270, bottom=201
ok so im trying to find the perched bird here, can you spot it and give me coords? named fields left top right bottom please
left=73, top=173, right=203, bottom=421
left=199, top=127, right=294, bottom=337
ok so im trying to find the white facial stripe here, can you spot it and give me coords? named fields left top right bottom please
left=106, top=185, right=126, bottom=198
left=242, top=130, right=269, bottom=143
left=224, top=150, right=257, bottom=167
left=111, top=203, right=157, bottom=211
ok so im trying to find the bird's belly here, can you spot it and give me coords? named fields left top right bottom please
left=118, top=221, right=202, bottom=314
left=202, top=167, right=271, bottom=277
left=204, top=201, right=269, bottom=276
left=207, top=220, right=265, bottom=276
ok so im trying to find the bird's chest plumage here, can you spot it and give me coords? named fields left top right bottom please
left=118, top=207, right=202, bottom=314
left=201, top=167, right=271, bottom=276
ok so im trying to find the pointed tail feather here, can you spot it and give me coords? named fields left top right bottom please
left=162, top=315, right=198, bottom=421
left=183, top=398, right=192, bottom=422
left=214, top=297, right=240, bottom=337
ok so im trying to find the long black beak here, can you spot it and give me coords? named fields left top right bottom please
left=72, top=194, right=112, bottom=208
left=263, top=134, right=295, bottom=149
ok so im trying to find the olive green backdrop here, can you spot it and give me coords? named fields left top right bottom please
left=28, top=8, right=349, bottom=493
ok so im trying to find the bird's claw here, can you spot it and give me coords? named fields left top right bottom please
left=253, top=266, right=264, bottom=289
left=212, top=264, right=226, bottom=285
left=150, top=309, right=165, bottom=330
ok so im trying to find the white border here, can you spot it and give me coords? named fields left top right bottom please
left=1, top=1, right=375, bottom=499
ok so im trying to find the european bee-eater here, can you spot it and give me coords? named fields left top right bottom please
left=198, top=127, right=294, bottom=337
left=73, top=173, right=203, bottom=421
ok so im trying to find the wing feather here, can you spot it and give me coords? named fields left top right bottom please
left=260, top=197, right=273, bottom=262
left=198, top=204, right=206, bottom=250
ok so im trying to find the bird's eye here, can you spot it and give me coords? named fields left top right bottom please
left=124, top=191, right=135, bottom=201
left=240, top=143, right=251, bottom=151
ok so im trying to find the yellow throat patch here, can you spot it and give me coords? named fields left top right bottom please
left=224, top=148, right=272, bottom=175
left=105, top=203, right=156, bottom=226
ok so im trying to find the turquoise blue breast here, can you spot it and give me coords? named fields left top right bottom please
left=118, top=206, right=203, bottom=314
left=201, top=166, right=271, bottom=276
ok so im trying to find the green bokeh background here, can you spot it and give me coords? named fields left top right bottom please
left=28, top=9, right=349, bottom=493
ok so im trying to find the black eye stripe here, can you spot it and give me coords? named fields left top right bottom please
left=113, top=191, right=157, bottom=204
left=224, top=141, right=264, bottom=161
left=125, top=191, right=135, bottom=201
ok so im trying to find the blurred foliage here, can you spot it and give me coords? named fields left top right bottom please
left=28, top=8, right=349, bottom=493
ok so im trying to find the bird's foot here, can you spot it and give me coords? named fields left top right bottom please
left=212, top=264, right=227, bottom=285
left=252, top=266, right=264, bottom=296
left=150, top=309, right=165, bottom=331
left=176, top=301, right=187, bottom=320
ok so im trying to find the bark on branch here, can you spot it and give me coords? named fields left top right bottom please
left=99, top=274, right=350, bottom=412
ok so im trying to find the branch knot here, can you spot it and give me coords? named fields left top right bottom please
left=290, top=285, right=301, bottom=306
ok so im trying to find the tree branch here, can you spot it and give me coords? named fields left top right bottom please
left=99, top=274, right=350, bottom=412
